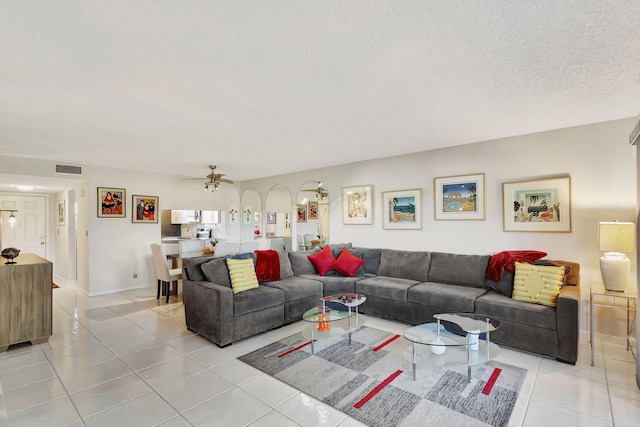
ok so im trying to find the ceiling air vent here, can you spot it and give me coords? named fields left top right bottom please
left=55, top=164, right=83, bottom=175
left=630, top=113, right=640, bottom=146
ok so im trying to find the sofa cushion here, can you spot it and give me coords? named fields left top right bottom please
left=262, top=276, right=322, bottom=302
left=512, top=262, right=565, bottom=307
left=308, top=245, right=336, bottom=276
left=200, top=258, right=232, bottom=287
left=330, top=247, right=366, bottom=277
left=485, top=269, right=515, bottom=297
left=408, top=282, right=487, bottom=312
left=360, top=248, right=381, bottom=275
left=299, top=274, right=359, bottom=295
left=279, top=250, right=294, bottom=279
left=475, top=290, right=556, bottom=330
left=289, top=251, right=317, bottom=275
left=185, top=256, right=211, bottom=281
left=233, top=285, right=284, bottom=317
left=355, top=276, right=420, bottom=302
left=378, top=249, right=431, bottom=282
left=428, top=252, right=490, bottom=288
left=226, top=258, right=259, bottom=294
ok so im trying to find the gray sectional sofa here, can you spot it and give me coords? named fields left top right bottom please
left=182, top=246, right=580, bottom=364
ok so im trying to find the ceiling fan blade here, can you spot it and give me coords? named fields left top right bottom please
left=219, top=178, right=234, bottom=184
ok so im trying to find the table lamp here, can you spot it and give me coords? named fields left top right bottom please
left=598, top=221, right=635, bottom=291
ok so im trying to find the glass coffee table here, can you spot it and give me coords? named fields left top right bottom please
left=302, top=294, right=366, bottom=354
left=403, top=313, right=500, bottom=382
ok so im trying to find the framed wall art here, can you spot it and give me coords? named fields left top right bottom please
left=57, top=200, right=65, bottom=226
left=502, top=176, right=571, bottom=232
left=308, top=201, right=318, bottom=220
left=297, top=204, right=307, bottom=223
left=132, top=195, right=159, bottom=223
left=343, top=185, right=373, bottom=225
left=382, top=189, right=422, bottom=230
left=266, top=212, right=276, bottom=224
left=97, top=187, right=125, bottom=218
left=434, top=173, right=485, bottom=220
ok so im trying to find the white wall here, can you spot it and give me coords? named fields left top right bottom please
left=241, top=118, right=638, bottom=336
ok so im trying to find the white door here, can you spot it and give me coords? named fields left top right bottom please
left=0, top=194, right=47, bottom=258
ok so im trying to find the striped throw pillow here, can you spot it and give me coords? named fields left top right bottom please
left=512, top=262, right=565, bottom=307
left=226, top=258, right=259, bottom=294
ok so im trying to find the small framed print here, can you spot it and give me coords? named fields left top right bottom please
left=57, top=200, right=65, bottom=226
left=132, top=195, right=159, bottom=223
left=297, top=204, right=307, bottom=223
left=434, top=173, right=485, bottom=220
left=266, top=212, right=276, bottom=224
left=343, top=185, right=373, bottom=225
left=503, top=176, right=571, bottom=232
left=382, top=189, right=422, bottom=230
left=308, top=201, right=318, bottom=220
left=97, top=187, right=125, bottom=218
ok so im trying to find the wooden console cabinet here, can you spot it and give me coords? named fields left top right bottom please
left=0, top=253, right=52, bottom=351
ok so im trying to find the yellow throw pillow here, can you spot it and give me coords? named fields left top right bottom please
left=226, top=258, right=259, bottom=294
left=512, top=262, right=565, bottom=307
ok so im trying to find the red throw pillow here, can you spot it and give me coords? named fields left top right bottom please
left=330, top=247, right=366, bottom=277
left=307, top=245, right=336, bottom=276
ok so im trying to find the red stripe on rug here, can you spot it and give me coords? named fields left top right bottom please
left=372, top=334, right=401, bottom=352
left=482, top=368, right=502, bottom=395
left=277, top=340, right=316, bottom=358
left=354, top=370, right=403, bottom=409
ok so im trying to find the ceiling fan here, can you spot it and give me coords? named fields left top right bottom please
left=184, top=165, right=234, bottom=192
left=301, top=181, right=328, bottom=199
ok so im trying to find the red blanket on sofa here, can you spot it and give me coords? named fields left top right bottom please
left=256, top=250, right=281, bottom=283
left=485, top=250, right=547, bottom=282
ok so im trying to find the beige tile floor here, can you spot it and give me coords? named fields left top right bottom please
left=0, top=284, right=638, bottom=427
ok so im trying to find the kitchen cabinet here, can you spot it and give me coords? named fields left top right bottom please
left=171, top=210, right=199, bottom=224
left=0, top=253, right=52, bottom=351
left=200, top=210, right=222, bottom=224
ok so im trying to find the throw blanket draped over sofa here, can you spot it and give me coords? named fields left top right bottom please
left=182, top=245, right=580, bottom=364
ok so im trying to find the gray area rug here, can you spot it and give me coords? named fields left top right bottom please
left=238, top=326, right=526, bottom=427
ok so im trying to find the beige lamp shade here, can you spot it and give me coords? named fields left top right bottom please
left=598, top=221, right=635, bottom=253
left=598, top=221, right=635, bottom=291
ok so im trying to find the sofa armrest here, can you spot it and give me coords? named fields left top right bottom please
left=555, top=285, right=580, bottom=364
left=183, top=279, right=234, bottom=347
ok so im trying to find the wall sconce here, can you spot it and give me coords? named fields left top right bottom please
left=598, top=221, right=636, bottom=291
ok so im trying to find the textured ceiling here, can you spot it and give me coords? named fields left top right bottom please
left=1, top=1, right=639, bottom=187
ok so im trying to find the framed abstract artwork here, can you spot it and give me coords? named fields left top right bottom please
left=97, top=187, right=125, bottom=218
left=434, top=173, right=485, bottom=220
left=132, top=195, right=159, bottom=223
left=308, top=201, right=318, bottom=220
left=382, top=189, right=422, bottom=230
left=502, top=176, right=571, bottom=232
left=297, top=204, right=307, bottom=223
left=343, top=185, right=373, bottom=224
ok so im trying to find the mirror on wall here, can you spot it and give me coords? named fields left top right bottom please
left=296, top=180, right=329, bottom=251
left=240, top=189, right=262, bottom=241
left=265, top=184, right=292, bottom=250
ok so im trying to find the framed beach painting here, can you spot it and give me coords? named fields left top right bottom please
left=343, top=185, right=373, bottom=224
left=434, top=173, right=485, bottom=220
left=502, top=176, right=571, bottom=232
left=97, top=187, right=125, bottom=218
left=382, top=189, right=422, bottom=230
left=132, top=195, right=159, bottom=223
